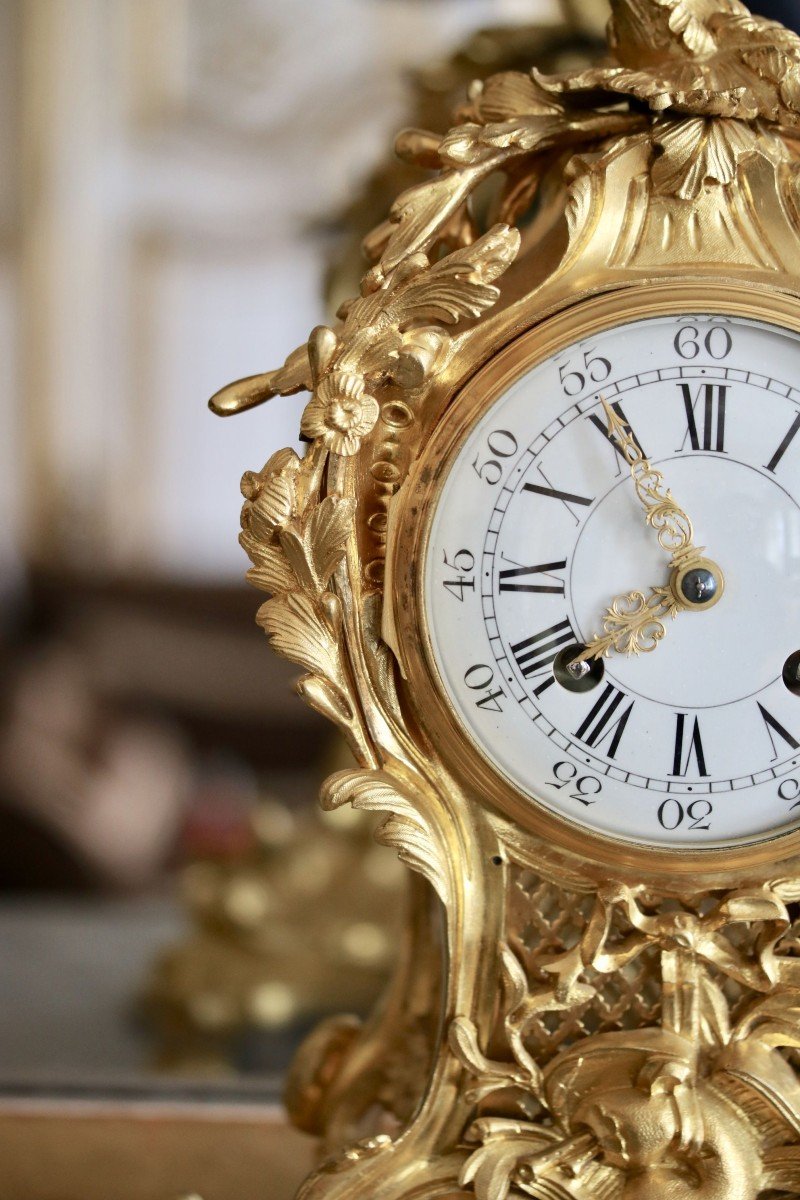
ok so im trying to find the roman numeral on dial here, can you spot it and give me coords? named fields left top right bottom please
left=510, top=618, right=575, bottom=696
left=679, top=383, right=727, bottom=453
left=587, top=401, right=645, bottom=472
left=523, top=481, right=593, bottom=508
left=765, top=412, right=800, bottom=473
left=499, top=557, right=566, bottom=595
left=671, top=713, right=709, bottom=777
left=758, top=702, right=800, bottom=761
left=522, top=463, right=594, bottom=526
left=575, top=684, right=634, bottom=759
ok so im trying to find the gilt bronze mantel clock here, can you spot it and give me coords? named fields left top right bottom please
left=211, top=2, right=800, bottom=1196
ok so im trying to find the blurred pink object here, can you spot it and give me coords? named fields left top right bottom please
left=0, top=644, right=192, bottom=888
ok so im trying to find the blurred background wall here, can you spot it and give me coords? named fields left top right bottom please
left=3, top=0, right=549, bottom=584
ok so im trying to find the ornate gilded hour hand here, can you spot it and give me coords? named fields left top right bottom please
left=570, top=400, right=725, bottom=671
left=570, top=583, right=682, bottom=669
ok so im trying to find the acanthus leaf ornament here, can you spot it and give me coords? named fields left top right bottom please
left=320, top=769, right=450, bottom=908
left=210, top=1, right=800, bottom=1197
left=210, top=225, right=521, bottom=420
left=650, top=115, right=770, bottom=199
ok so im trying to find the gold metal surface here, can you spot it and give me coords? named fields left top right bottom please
left=211, top=1, right=800, bottom=1196
left=145, top=782, right=402, bottom=1071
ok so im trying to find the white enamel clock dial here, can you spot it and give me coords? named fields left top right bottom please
left=424, top=313, right=800, bottom=848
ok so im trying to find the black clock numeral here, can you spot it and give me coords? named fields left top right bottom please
left=547, top=760, right=603, bottom=808
left=510, top=618, right=575, bottom=696
left=523, top=463, right=594, bottom=526
left=674, top=324, right=732, bottom=361
left=523, top=480, right=593, bottom=509
left=499, top=557, right=567, bottom=596
left=678, top=383, right=727, bottom=453
left=574, top=684, right=634, bottom=760
left=442, top=548, right=475, bottom=602
left=671, top=713, right=710, bottom=777
left=765, top=412, right=800, bottom=473
left=464, top=664, right=505, bottom=713
left=658, top=798, right=713, bottom=832
left=758, top=702, right=800, bottom=762
left=557, top=348, right=612, bottom=397
left=779, top=779, right=800, bottom=810
left=471, top=429, right=518, bottom=486
left=588, top=401, right=646, bottom=472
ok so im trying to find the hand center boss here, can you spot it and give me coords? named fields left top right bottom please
left=568, top=399, right=725, bottom=678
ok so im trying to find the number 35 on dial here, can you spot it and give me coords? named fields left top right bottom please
left=423, top=313, right=800, bottom=849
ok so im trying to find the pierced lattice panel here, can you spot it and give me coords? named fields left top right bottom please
left=504, top=870, right=799, bottom=1068
left=774, top=903, right=800, bottom=1073
left=506, top=867, right=662, bottom=1065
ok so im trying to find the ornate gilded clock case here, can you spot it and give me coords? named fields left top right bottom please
left=211, top=2, right=800, bottom=1197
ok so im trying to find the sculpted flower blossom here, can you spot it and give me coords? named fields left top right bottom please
left=301, top=371, right=379, bottom=457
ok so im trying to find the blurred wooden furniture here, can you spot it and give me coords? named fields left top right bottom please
left=0, top=1092, right=314, bottom=1200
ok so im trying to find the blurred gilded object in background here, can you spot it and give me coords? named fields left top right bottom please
left=209, top=0, right=800, bottom=1195
left=147, top=756, right=403, bottom=1073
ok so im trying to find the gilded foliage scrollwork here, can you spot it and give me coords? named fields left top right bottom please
left=546, top=1, right=800, bottom=124
left=240, top=441, right=370, bottom=760
left=452, top=885, right=800, bottom=1199
left=211, top=2, right=800, bottom=425
left=211, top=225, right=520, bottom=419
left=235, top=226, right=524, bottom=899
left=320, top=769, right=450, bottom=907
left=212, top=0, right=800, bottom=1195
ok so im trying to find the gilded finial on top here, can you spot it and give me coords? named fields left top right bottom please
left=546, top=0, right=800, bottom=122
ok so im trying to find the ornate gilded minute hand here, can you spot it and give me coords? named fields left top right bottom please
left=570, top=400, right=724, bottom=671
left=600, top=398, right=702, bottom=572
